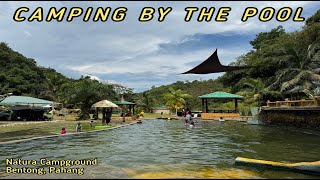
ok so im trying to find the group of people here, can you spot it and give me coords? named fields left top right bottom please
left=60, top=121, right=94, bottom=134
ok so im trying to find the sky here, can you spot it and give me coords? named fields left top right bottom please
left=0, top=1, right=319, bottom=92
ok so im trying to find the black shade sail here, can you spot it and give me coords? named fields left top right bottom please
left=182, top=49, right=253, bottom=74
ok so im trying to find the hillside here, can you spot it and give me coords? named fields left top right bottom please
left=0, top=42, right=131, bottom=119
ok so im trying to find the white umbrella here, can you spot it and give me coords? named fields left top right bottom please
left=91, top=100, right=119, bottom=108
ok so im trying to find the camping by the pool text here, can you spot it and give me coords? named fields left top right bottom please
left=12, top=7, right=305, bottom=22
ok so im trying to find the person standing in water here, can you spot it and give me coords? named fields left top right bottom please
left=185, top=111, right=191, bottom=125
left=76, top=123, right=82, bottom=132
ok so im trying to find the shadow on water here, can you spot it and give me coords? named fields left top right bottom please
left=0, top=120, right=319, bottom=179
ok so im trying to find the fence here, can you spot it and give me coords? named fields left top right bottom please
left=265, top=96, right=320, bottom=108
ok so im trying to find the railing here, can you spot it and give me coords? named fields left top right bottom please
left=208, top=110, right=237, bottom=113
left=265, top=96, right=320, bottom=109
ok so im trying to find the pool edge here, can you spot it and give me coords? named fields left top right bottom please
left=0, top=121, right=138, bottom=145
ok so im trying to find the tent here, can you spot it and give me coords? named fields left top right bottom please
left=182, top=49, right=253, bottom=74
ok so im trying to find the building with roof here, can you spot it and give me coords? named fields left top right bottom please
left=0, top=95, right=60, bottom=121
left=152, top=106, right=171, bottom=114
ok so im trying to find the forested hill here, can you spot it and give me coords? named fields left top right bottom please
left=0, top=42, right=133, bottom=119
left=0, top=42, right=73, bottom=100
left=137, top=10, right=320, bottom=113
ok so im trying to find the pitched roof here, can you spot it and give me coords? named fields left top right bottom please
left=0, top=96, right=59, bottom=106
left=198, top=91, right=243, bottom=99
left=182, top=49, right=253, bottom=74
left=113, top=101, right=136, bottom=105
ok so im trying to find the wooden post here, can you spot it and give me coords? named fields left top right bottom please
left=102, top=108, right=106, bottom=125
left=205, top=99, right=208, bottom=113
left=133, top=105, right=135, bottom=115
left=267, top=100, right=270, bottom=107
left=202, top=98, right=205, bottom=113
left=314, top=96, right=319, bottom=107
left=129, top=105, right=132, bottom=116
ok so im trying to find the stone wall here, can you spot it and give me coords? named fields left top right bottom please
left=257, top=109, right=320, bottom=129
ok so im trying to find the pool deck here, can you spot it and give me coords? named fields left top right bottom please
left=0, top=121, right=138, bottom=145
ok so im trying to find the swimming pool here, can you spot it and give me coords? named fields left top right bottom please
left=1, top=119, right=319, bottom=178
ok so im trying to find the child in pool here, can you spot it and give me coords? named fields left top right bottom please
left=60, top=127, right=67, bottom=134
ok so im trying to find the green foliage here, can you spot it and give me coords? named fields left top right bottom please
left=163, top=87, right=192, bottom=114
left=0, top=42, right=48, bottom=98
left=135, top=79, right=228, bottom=111
left=306, top=10, right=320, bottom=26
left=59, top=76, right=117, bottom=119
left=250, top=26, right=286, bottom=50
left=218, top=11, right=320, bottom=104
left=135, top=91, right=154, bottom=113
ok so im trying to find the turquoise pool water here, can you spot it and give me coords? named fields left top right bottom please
left=0, top=120, right=319, bottom=179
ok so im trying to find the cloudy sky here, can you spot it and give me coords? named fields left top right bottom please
left=0, top=1, right=319, bottom=92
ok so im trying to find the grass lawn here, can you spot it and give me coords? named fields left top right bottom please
left=0, top=118, right=134, bottom=143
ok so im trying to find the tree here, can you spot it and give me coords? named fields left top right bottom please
left=250, top=26, right=286, bottom=50
left=136, top=91, right=154, bottom=113
left=306, top=10, right=320, bottom=26
left=163, top=87, right=192, bottom=115
left=60, top=77, right=117, bottom=120
left=267, top=32, right=320, bottom=97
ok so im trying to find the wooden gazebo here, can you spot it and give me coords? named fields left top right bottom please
left=198, top=91, right=243, bottom=119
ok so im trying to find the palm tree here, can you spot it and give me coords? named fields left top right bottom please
left=163, top=87, right=192, bottom=115
left=267, top=40, right=320, bottom=98
left=136, top=92, right=153, bottom=113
